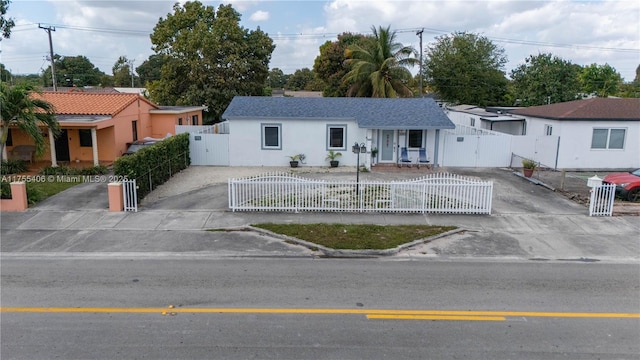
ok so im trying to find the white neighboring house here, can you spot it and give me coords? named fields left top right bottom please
left=221, top=96, right=455, bottom=168
left=508, top=98, right=640, bottom=170
left=446, top=104, right=526, bottom=135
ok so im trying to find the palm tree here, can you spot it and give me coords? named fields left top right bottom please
left=0, top=83, right=60, bottom=162
left=343, top=26, right=418, bottom=97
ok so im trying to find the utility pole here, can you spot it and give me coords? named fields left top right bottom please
left=39, top=24, right=57, bottom=91
left=416, top=28, right=424, bottom=97
left=128, top=59, right=135, bottom=87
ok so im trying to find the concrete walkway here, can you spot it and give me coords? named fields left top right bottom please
left=1, top=167, right=639, bottom=262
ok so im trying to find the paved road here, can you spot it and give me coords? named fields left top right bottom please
left=2, top=257, right=639, bottom=359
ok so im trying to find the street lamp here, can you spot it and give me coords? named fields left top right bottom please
left=352, top=142, right=366, bottom=195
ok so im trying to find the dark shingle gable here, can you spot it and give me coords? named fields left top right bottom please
left=222, top=97, right=455, bottom=129
left=509, top=98, right=640, bottom=121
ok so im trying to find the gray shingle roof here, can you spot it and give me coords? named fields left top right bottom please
left=222, top=96, right=455, bottom=129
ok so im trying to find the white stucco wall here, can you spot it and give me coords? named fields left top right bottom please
left=524, top=116, right=640, bottom=170
left=228, top=118, right=368, bottom=167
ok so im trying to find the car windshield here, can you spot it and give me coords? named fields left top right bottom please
left=127, top=144, right=148, bottom=153
left=631, top=169, right=640, bottom=176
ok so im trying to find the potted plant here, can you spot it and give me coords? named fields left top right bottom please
left=522, top=159, right=537, bottom=178
left=370, top=147, right=378, bottom=165
left=326, top=150, right=342, bottom=168
left=288, top=154, right=301, bottom=168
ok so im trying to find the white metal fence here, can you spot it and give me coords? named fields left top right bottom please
left=589, top=184, right=616, bottom=217
left=123, top=179, right=138, bottom=212
left=228, top=172, right=493, bottom=214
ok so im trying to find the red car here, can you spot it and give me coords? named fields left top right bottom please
left=603, top=169, right=640, bottom=202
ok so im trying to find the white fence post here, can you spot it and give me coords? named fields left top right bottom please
left=589, top=184, right=616, bottom=217
left=123, top=179, right=138, bottom=212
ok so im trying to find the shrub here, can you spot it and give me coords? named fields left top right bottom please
left=39, top=165, right=109, bottom=176
left=113, top=133, right=190, bottom=201
left=0, top=159, right=28, bottom=174
left=1, top=181, right=11, bottom=199
left=25, top=182, right=46, bottom=205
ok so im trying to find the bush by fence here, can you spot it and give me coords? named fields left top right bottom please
left=113, top=133, right=190, bottom=201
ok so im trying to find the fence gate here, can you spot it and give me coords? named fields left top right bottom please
left=589, top=184, right=615, bottom=216
left=123, top=179, right=138, bottom=212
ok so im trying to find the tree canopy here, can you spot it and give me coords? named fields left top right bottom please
left=112, top=56, right=135, bottom=87
left=0, top=0, right=15, bottom=39
left=148, top=1, right=275, bottom=122
left=313, top=32, right=371, bottom=97
left=579, top=63, right=622, bottom=98
left=343, top=26, right=417, bottom=98
left=0, top=83, right=60, bottom=162
left=424, top=32, right=508, bottom=106
left=510, top=53, right=582, bottom=106
left=136, top=54, right=167, bottom=86
left=42, top=55, right=106, bottom=87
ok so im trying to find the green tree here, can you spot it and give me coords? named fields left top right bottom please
left=267, top=68, right=288, bottom=89
left=510, top=53, right=582, bottom=106
left=579, top=63, right=622, bottom=97
left=313, top=32, right=371, bottom=97
left=42, top=55, right=106, bottom=87
left=343, top=26, right=417, bottom=98
left=0, top=83, right=60, bottom=162
left=149, top=1, right=275, bottom=122
left=0, top=0, right=15, bottom=39
left=112, top=56, right=133, bottom=87
left=0, top=63, right=10, bottom=83
left=136, top=54, right=167, bottom=86
left=618, top=65, right=640, bottom=98
left=286, top=68, right=315, bottom=91
left=424, top=32, right=508, bottom=106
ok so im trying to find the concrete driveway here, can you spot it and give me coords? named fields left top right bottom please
left=142, top=167, right=587, bottom=216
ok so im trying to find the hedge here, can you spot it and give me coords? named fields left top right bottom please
left=113, top=133, right=190, bottom=201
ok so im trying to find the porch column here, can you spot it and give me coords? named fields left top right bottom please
left=48, top=128, right=58, bottom=167
left=91, top=128, right=99, bottom=166
left=433, top=129, right=440, bottom=169
left=1, top=143, right=6, bottom=161
left=365, top=129, right=373, bottom=169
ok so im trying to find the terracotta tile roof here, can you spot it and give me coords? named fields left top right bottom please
left=509, top=98, right=640, bottom=121
left=34, top=92, right=157, bottom=116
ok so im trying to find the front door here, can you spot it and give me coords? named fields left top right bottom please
left=379, top=130, right=395, bottom=162
left=54, top=129, right=70, bottom=162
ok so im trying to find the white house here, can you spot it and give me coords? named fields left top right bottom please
left=509, top=98, right=640, bottom=170
left=446, top=104, right=526, bottom=135
left=221, top=97, right=455, bottom=168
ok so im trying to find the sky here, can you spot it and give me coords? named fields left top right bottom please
left=1, top=0, right=639, bottom=82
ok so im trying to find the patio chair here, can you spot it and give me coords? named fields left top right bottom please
left=417, top=148, right=430, bottom=169
left=398, top=147, right=412, bottom=167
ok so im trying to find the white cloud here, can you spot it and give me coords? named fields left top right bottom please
left=250, top=10, right=269, bottom=22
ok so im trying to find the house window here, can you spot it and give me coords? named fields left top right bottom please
left=6, top=129, right=12, bottom=146
left=261, top=123, right=281, bottom=149
left=544, top=124, right=553, bottom=136
left=469, top=117, right=476, bottom=127
left=178, top=118, right=183, bottom=125
left=408, top=130, right=423, bottom=148
left=327, top=125, right=346, bottom=150
left=192, top=115, right=198, bottom=126
left=132, top=121, right=138, bottom=141
left=591, top=128, right=625, bottom=149
left=79, top=129, right=93, bottom=147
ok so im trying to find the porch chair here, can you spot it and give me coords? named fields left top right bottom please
left=417, top=148, right=430, bottom=169
left=398, top=147, right=412, bottom=167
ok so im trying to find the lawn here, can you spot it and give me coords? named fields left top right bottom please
left=252, top=223, right=457, bottom=250
left=27, top=180, right=81, bottom=204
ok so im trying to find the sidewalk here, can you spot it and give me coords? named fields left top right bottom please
left=1, top=207, right=638, bottom=262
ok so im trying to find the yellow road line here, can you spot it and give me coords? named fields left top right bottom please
left=367, top=314, right=506, bottom=321
left=1, top=307, right=639, bottom=319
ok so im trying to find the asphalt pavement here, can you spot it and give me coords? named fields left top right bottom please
left=1, top=167, right=638, bottom=262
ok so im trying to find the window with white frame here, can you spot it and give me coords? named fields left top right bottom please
left=327, top=125, right=346, bottom=150
left=408, top=130, right=423, bottom=148
left=591, top=128, right=626, bottom=150
left=261, top=123, right=281, bottom=149
left=544, top=124, right=553, bottom=136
